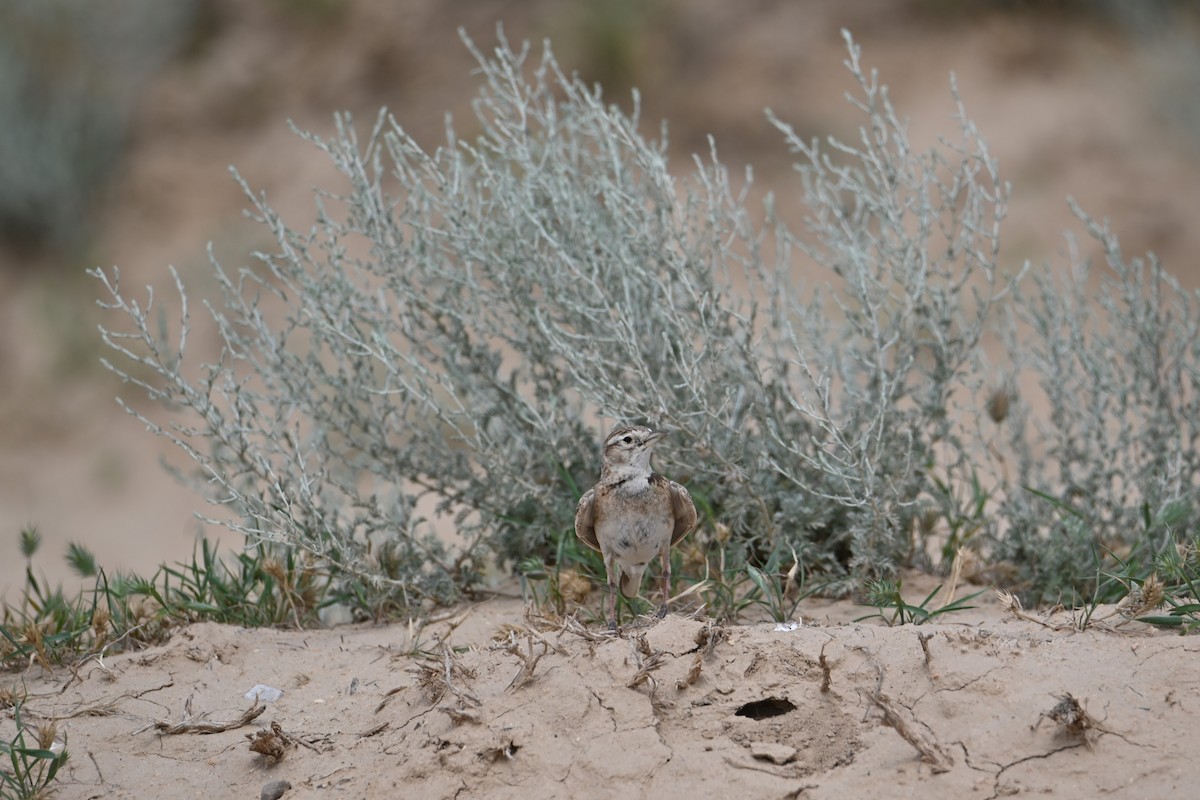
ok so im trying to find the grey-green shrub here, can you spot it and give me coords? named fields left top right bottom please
left=992, top=203, right=1200, bottom=604
left=92, top=28, right=1200, bottom=610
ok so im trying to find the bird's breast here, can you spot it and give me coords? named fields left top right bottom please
left=593, top=481, right=673, bottom=561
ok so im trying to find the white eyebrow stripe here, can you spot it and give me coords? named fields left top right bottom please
left=605, top=428, right=639, bottom=447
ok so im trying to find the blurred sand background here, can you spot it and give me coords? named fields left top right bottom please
left=2, top=0, right=1200, bottom=601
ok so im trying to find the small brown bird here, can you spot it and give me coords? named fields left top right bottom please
left=574, top=425, right=698, bottom=629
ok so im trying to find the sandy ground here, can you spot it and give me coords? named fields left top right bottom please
left=7, top=579, right=1194, bottom=799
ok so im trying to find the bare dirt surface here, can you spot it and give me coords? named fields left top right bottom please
left=9, top=584, right=1194, bottom=799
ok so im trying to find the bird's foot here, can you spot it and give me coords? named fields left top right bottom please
left=655, top=604, right=669, bottom=620
left=607, top=618, right=619, bottom=632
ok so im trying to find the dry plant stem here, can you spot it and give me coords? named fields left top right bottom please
left=356, top=722, right=390, bottom=738
left=437, top=645, right=480, bottom=708
left=941, top=550, right=965, bottom=610
left=503, top=633, right=551, bottom=692
left=518, top=611, right=570, bottom=655
left=556, top=614, right=605, bottom=646
left=48, top=681, right=176, bottom=722
left=676, top=651, right=704, bottom=690
left=374, top=686, right=403, bottom=715
left=409, top=644, right=480, bottom=713
left=142, top=700, right=265, bottom=736
left=722, top=755, right=799, bottom=779
left=918, top=632, right=934, bottom=668
left=627, top=635, right=666, bottom=692
left=439, top=706, right=481, bottom=725
left=676, top=620, right=723, bottom=690
left=995, top=589, right=1067, bottom=630
left=87, top=750, right=105, bottom=784
left=867, top=672, right=953, bottom=773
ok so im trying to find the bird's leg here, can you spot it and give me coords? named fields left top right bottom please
left=656, top=546, right=672, bottom=619
left=604, top=551, right=619, bottom=631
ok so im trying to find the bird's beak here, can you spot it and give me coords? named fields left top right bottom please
left=644, top=430, right=666, bottom=447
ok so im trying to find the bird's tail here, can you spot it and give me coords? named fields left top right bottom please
left=618, top=565, right=647, bottom=599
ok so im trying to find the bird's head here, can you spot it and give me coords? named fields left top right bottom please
left=600, top=425, right=664, bottom=480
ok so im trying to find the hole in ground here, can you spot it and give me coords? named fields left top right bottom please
left=734, top=697, right=796, bottom=720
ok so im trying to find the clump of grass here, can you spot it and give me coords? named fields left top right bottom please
left=856, top=578, right=984, bottom=626
left=1106, top=533, right=1200, bottom=633
left=0, top=698, right=68, bottom=800
left=1140, top=535, right=1200, bottom=632
left=0, top=526, right=398, bottom=672
left=743, top=548, right=821, bottom=624
left=693, top=549, right=819, bottom=625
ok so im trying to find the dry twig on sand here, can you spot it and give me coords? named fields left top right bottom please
left=137, top=696, right=265, bottom=736
left=501, top=632, right=551, bottom=692
left=866, top=672, right=954, bottom=773
left=677, top=620, right=724, bottom=690
left=556, top=613, right=606, bottom=649
left=517, top=612, right=569, bottom=656
left=414, top=645, right=480, bottom=709
left=439, top=706, right=482, bottom=724
left=627, top=635, right=666, bottom=693
left=995, top=589, right=1067, bottom=629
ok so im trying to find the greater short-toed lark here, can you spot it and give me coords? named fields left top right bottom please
left=574, top=425, right=697, bottom=629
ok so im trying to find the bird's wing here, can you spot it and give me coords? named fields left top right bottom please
left=668, top=481, right=698, bottom=546
left=574, top=488, right=600, bottom=551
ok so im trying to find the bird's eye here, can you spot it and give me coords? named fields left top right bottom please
left=622, top=436, right=632, bottom=444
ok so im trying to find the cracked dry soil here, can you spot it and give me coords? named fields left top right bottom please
left=5, top=593, right=1197, bottom=799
